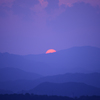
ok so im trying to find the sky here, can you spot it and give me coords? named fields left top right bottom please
left=0, top=0, right=100, bottom=55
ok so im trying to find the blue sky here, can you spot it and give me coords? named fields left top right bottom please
left=0, top=0, right=100, bottom=55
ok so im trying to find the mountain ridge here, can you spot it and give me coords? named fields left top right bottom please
left=0, top=46, right=100, bottom=75
left=0, top=72, right=100, bottom=92
left=29, top=82, right=100, bottom=97
left=0, top=67, right=42, bottom=81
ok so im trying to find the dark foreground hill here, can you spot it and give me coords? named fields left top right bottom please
left=1, top=94, right=100, bottom=100
left=0, top=46, right=100, bottom=75
left=29, top=82, right=100, bottom=97
left=0, top=67, right=42, bottom=81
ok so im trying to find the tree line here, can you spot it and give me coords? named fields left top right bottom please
left=0, top=93, right=100, bottom=100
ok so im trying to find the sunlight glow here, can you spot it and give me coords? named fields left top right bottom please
left=46, top=49, right=56, bottom=54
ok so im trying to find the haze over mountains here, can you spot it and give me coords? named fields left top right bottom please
left=0, top=46, right=100, bottom=97
left=0, top=71, right=100, bottom=92
left=29, top=82, right=100, bottom=97
left=0, top=67, right=42, bottom=81
left=0, top=0, right=100, bottom=98
left=0, top=46, right=100, bottom=75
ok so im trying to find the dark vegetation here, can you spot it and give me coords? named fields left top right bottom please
left=0, top=94, right=100, bottom=100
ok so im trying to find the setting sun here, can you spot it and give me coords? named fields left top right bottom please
left=46, top=49, right=56, bottom=54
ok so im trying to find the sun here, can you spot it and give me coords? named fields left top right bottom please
left=46, top=49, right=56, bottom=54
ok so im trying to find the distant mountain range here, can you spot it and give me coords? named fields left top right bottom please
left=29, top=82, right=100, bottom=97
left=0, top=46, right=100, bottom=75
left=0, top=52, right=49, bottom=75
left=0, top=46, right=100, bottom=96
left=33, top=72, right=100, bottom=88
left=0, top=67, right=42, bottom=81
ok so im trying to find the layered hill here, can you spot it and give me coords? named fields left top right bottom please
left=24, top=46, right=100, bottom=75
left=0, top=73, right=100, bottom=92
left=33, top=72, right=100, bottom=88
left=29, top=82, right=100, bottom=97
left=0, top=67, right=42, bottom=81
left=0, top=46, right=100, bottom=75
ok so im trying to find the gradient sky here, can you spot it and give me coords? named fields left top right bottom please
left=0, top=0, right=100, bottom=55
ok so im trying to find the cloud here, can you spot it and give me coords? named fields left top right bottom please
left=0, top=0, right=100, bottom=54
left=59, top=0, right=100, bottom=7
left=39, top=0, right=48, bottom=8
left=0, top=0, right=15, bottom=7
left=49, top=7, right=65, bottom=20
left=29, top=0, right=49, bottom=31
left=30, top=0, right=48, bottom=12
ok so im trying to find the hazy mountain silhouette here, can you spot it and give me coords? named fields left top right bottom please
left=0, top=67, right=42, bottom=81
left=0, top=46, right=100, bottom=94
left=0, top=46, right=100, bottom=75
left=29, top=82, right=100, bottom=97
left=24, top=46, right=100, bottom=75
left=32, top=73, right=100, bottom=88
left=0, top=52, right=50, bottom=75
left=0, top=73, right=100, bottom=92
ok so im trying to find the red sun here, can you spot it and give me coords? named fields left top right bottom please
left=46, top=49, right=56, bottom=54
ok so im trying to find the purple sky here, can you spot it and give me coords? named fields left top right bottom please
left=0, top=0, right=100, bottom=55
